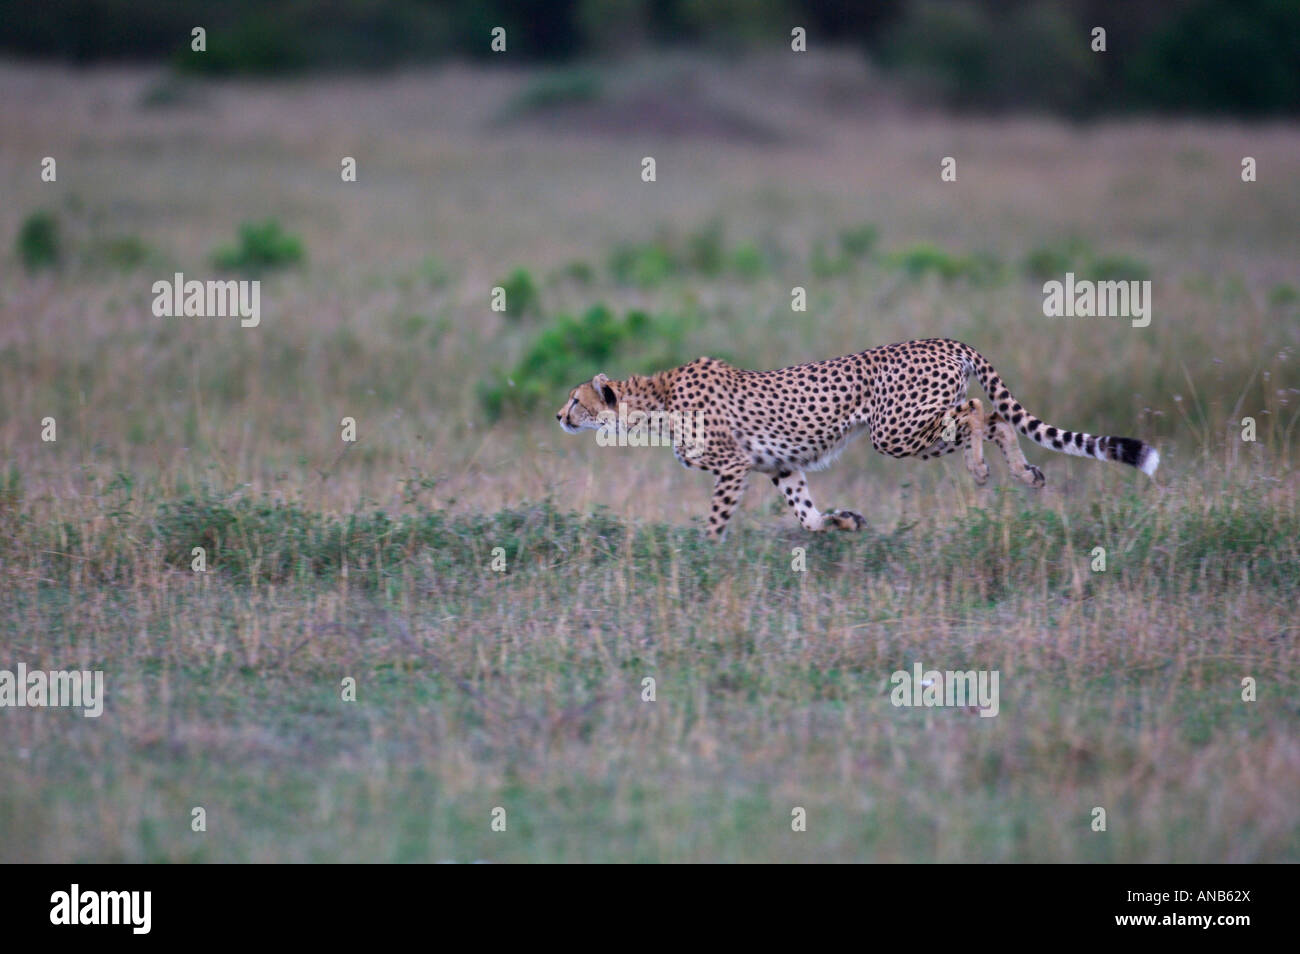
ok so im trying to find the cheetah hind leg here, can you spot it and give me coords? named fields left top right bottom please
left=956, top=398, right=990, bottom=485
left=984, top=412, right=1045, bottom=488
left=919, top=400, right=990, bottom=485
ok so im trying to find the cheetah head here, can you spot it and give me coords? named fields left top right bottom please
left=556, top=373, right=617, bottom=433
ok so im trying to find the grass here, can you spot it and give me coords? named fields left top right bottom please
left=2, top=476, right=1297, bottom=862
left=498, top=67, right=606, bottom=119
left=1, top=54, right=1298, bottom=862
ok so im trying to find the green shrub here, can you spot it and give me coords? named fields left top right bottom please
left=889, top=242, right=979, bottom=281
left=478, top=304, right=695, bottom=421
left=16, top=210, right=61, bottom=271
left=1022, top=240, right=1148, bottom=284
left=212, top=219, right=304, bottom=273
left=497, top=267, right=541, bottom=320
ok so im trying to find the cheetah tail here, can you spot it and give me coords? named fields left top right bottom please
left=972, top=353, right=1160, bottom=477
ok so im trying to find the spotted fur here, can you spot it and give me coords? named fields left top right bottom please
left=557, top=338, right=1159, bottom=539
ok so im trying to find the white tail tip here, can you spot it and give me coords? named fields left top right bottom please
left=1140, top=447, right=1160, bottom=476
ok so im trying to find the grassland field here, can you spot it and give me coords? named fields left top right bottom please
left=0, top=53, right=1297, bottom=862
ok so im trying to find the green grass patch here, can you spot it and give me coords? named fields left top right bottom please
left=212, top=219, right=305, bottom=273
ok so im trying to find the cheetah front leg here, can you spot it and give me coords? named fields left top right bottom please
left=706, top=465, right=751, bottom=540
left=770, top=469, right=866, bottom=532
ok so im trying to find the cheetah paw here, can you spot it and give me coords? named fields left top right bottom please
left=826, top=509, right=867, bottom=531
left=1022, top=464, right=1045, bottom=488
left=970, top=461, right=990, bottom=486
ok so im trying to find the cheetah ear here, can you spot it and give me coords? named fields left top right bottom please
left=592, top=373, right=617, bottom=407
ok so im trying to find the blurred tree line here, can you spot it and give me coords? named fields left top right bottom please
left=1, top=0, right=1295, bottom=115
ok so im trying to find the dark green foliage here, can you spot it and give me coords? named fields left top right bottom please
left=875, top=0, right=1298, bottom=116
left=16, top=210, right=61, bottom=271
left=2, top=1, right=1295, bottom=116
left=1126, top=0, right=1300, bottom=115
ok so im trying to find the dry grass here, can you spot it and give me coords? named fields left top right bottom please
left=0, top=53, right=1297, bottom=861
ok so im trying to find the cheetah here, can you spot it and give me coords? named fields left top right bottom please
left=556, top=337, right=1159, bottom=539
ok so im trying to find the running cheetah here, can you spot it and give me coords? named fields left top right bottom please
left=556, top=337, right=1159, bottom=539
